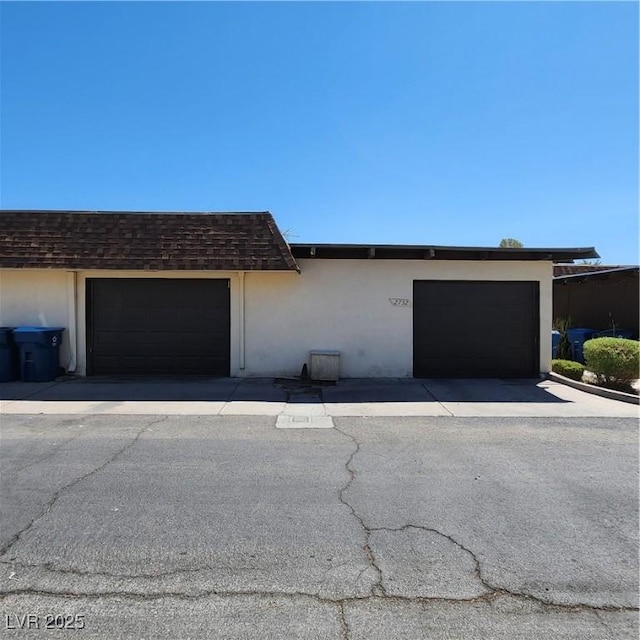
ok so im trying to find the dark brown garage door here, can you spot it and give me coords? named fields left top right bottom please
left=87, top=279, right=230, bottom=376
left=413, top=281, right=539, bottom=378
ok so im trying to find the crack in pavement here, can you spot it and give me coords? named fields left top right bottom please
left=0, top=586, right=636, bottom=614
left=331, top=425, right=639, bottom=616
left=368, top=523, right=489, bottom=595
left=337, top=601, right=350, bottom=640
left=593, top=610, right=616, bottom=639
left=1, top=418, right=636, bottom=625
left=0, top=558, right=258, bottom=580
left=334, top=424, right=386, bottom=597
left=367, top=522, right=640, bottom=613
left=0, top=416, right=167, bottom=559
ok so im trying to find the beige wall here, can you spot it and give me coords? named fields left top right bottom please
left=0, top=270, right=73, bottom=368
left=0, top=261, right=553, bottom=378
left=244, top=260, right=553, bottom=378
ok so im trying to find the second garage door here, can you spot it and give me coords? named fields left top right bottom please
left=413, top=280, right=539, bottom=378
left=87, top=279, right=230, bottom=376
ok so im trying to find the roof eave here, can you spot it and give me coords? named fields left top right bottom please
left=554, top=266, right=639, bottom=284
left=290, top=244, right=599, bottom=262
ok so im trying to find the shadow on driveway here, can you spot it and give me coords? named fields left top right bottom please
left=0, top=376, right=569, bottom=404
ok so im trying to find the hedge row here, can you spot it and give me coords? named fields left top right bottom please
left=551, top=359, right=585, bottom=381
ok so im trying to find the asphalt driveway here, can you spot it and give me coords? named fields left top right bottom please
left=1, top=403, right=638, bottom=638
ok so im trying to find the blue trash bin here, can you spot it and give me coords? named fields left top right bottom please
left=552, top=330, right=560, bottom=359
left=0, top=327, right=19, bottom=382
left=12, top=327, right=65, bottom=382
left=591, top=329, right=635, bottom=340
left=566, top=328, right=597, bottom=364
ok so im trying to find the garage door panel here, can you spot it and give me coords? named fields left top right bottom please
left=413, top=280, right=538, bottom=378
left=88, top=279, right=230, bottom=376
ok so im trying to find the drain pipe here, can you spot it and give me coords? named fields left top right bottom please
left=67, top=271, right=78, bottom=373
left=239, top=271, right=246, bottom=371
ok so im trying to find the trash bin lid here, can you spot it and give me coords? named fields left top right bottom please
left=13, top=326, right=65, bottom=333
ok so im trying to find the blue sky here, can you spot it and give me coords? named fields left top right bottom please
left=1, top=1, right=638, bottom=263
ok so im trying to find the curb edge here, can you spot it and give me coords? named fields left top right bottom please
left=546, top=372, right=640, bottom=405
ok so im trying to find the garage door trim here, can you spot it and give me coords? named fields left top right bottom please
left=86, top=278, right=231, bottom=376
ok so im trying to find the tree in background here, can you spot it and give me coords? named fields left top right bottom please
left=499, top=238, right=524, bottom=248
left=578, top=258, right=603, bottom=266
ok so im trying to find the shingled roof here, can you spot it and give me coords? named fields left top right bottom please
left=0, top=211, right=299, bottom=271
left=553, top=264, right=622, bottom=277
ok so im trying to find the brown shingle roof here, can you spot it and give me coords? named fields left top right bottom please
left=0, top=211, right=299, bottom=271
left=553, top=264, right=621, bottom=277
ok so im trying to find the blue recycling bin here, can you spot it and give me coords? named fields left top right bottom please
left=551, top=330, right=560, bottom=359
left=12, top=327, right=65, bottom=382
left=0, top=327, right=19, bottom=382
left=566, top=328, right=596, bottom=364
left=591, top=329, right=635, bottom=340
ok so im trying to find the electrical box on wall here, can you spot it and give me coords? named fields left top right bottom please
left=309, top=350, right=340, bottom=381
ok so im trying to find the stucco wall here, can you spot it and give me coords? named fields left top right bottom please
left=0, top=261, right=553, bottom=378
left=244, top=260, right=553, bottom=378
left=0, top=270, right=73, bottom=369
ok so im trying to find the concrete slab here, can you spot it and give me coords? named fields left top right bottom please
left=0, top=400, right=226, bottom=415
left=0, top=376, right=636, bottom=418
left=421, top=379, right=563, bottom=403
left=0, top=376, right=241, bottom=402
left=221, top=401, right=285, bottom=416
left=322, top=379, right=435, bottom=403
left=440, top=400, right=640, bottom=418
left=281, top=402, right=327, bottom=416
left=0, top=378, right=285, bottom=416
left=229, top=378, right=289, bottom=402
left=0, top=380, right=61, bottom=401
left=324, top=402, right=450, bottom=417
left=538, top=380, right=640, bottom=416
left=424, top=379, right=639, bottom=418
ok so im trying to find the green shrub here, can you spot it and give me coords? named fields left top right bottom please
left=583, top=338, right=640, bottom=384
left=551, top=359, right=585, bottom=381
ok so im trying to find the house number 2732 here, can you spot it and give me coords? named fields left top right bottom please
left=389, top=298, right=410, bottom=307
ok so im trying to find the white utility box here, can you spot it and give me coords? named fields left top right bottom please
left=309, top=350, right=340, bottom=381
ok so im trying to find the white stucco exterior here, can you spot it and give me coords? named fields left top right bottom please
left=244, top=259, right=552, bottom=377
left=0, top=270, right=74, bottom=368
left=0, top=259, right=553, bottom=378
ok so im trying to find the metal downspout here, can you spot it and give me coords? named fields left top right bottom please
left=239, top=271, right=245, bottom=371
left=67, top=271, right=78, bottom=373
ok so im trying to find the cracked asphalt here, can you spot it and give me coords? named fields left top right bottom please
left=0, top=413, right=638, bottom=638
